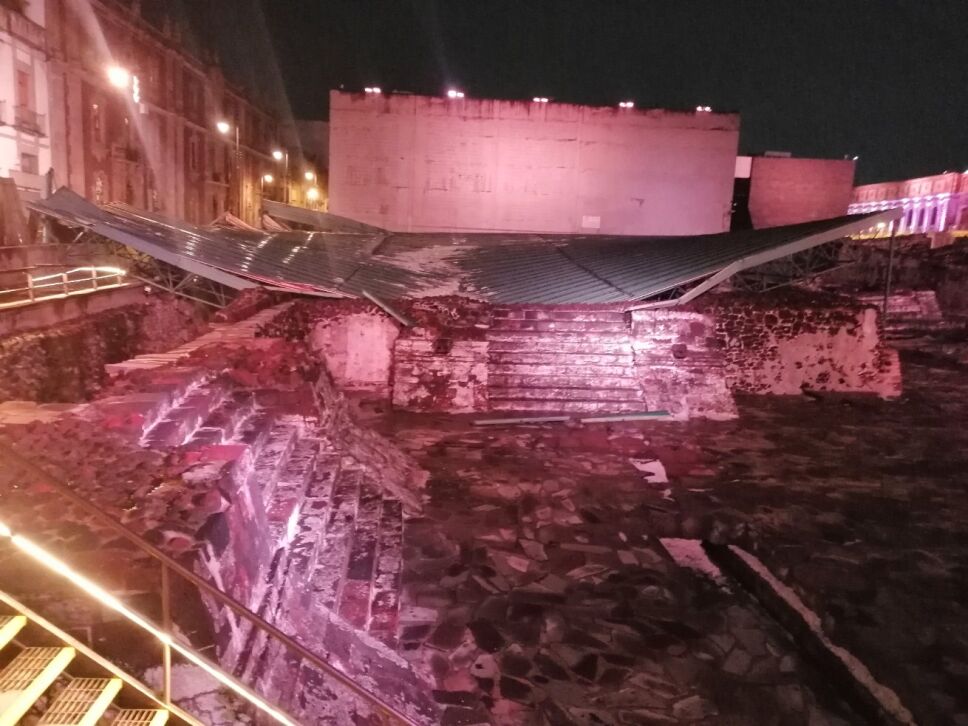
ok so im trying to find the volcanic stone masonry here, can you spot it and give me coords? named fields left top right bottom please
left=0, top=293, right=207, bottom=403
left=283, top=292, right=901, bottom=419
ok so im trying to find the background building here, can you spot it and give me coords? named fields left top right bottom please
left=44, top=0, right=292, bottom=226
left=328, top=91, right=740, bottom=235
left=0, top=0, right=51, bottom=203
left=732, top=152, right=855, bottom=230
left=850, top=171, right=968, bottom=238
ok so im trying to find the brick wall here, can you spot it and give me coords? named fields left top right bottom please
left=702, top=292, right=901, bottom=397
left=748, top=157, right=856, bottom=229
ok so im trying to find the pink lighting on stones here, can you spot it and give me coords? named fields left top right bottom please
left=446, top=89, right=465, bottom=99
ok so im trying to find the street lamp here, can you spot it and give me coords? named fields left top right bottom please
left=217, top=120, right=241, bottom=215
left=106, top=65, right=131, bottom=90
left=272, top=149, right=290, bottom=204
left=260, top=173, right=274, bottom=200
left=304, top=170, right=315, bottom=182
left=306, top=186, right=320, bottom=205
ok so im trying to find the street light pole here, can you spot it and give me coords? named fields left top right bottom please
left=234, top=125, right=241, bottom=217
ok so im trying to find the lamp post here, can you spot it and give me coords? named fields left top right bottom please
left=217, top=120, right=241, bottom=216
left=105, top=64, right=149, bottom=210
left=272, top=149, right=289, bottom=204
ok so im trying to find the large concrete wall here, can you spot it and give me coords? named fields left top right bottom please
left=329, top=91, right=740, bottom=235
left=748, top=157, right=855, bottom=229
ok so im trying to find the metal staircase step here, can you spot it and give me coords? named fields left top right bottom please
left=0, top=646, right=75, bottom=725
left=113, top=709, right=169, bottom=725
left=0, top=616, right=26, bottom=651
left=39, top=677, right=122, bottom=725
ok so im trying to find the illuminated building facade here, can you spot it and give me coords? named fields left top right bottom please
left=849, top=171, right=968, bottom=238
left=0, top=0, right=51, bottom=202
left=44, top=0, right=291, bottom=225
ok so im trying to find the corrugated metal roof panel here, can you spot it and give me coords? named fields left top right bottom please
left=30, top=189, right=895, bottom=306
left=262, top=200, right=386, bottom=234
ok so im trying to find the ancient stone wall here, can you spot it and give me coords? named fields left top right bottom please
left=822, top=239, right=968, bottom=316
left=702, top=292, right=901, bottom=397
left=291, top=295, right=901, bottom=416
left=0, top=293, right=207, bottom=402
left=629, top=309, right=737, bottom=419
left=393, top=335, right=489, bottom=412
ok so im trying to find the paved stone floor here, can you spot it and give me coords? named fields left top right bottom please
left=366, top=337, right=968, bottom=725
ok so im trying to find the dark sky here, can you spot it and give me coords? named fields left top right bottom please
left=188, top=0, right=968, bottom=184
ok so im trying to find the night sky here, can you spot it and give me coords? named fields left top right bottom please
left=185, top=0, right=968, bottom=184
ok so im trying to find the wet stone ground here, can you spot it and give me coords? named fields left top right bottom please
left=366, top=337, right=968, bottom=726
left=365, top=420, right=861, bottom=724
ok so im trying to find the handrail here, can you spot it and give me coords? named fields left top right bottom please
left=0, top=520, right=294, bottom=725
left=0, top=588, right=204, bottom=726
left=0, top=266, right=128, bottom=305
left=0, top=439, right=417, bottom=726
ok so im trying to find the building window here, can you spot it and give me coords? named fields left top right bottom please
left=20, top=153, right=38, bottom=175
left=91, top=104, right=103, bottom=143
left=16, top=67, right=33, bottom=110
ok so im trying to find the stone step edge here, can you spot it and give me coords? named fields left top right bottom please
left=704, top=543, right=917, bottom=726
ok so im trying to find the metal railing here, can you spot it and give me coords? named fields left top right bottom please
left=0, top=266, right=128, bottom=308
left=0, top=440, right=415, bottom=726
left=0, top=588, right=202, bottom=726
left=13, top=105, right=45, bottom=135
left=0, top=5, right=46, bottom=49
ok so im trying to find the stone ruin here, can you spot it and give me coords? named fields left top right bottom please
left=0, top=283, right=914, bottom=725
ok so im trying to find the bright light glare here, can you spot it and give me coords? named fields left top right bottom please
left=304, top=171, right=315, bottom=181
left=364, top=87, right=382, bottom=94
left=263, top=174, right=274, bottom=183
left=306, top=187, right=320, bottom=201
left=272, top=149, right=284, bottom=161
left=216, top=120, right=231, bottom=135
left=696, top=105, right=712, bottom=112
left=106, top=65, right=131, bottom=89
left=0, top=520, right=297, bottom=726
left=533, top=97, right=549, bottom=103
left=619, top=101, right=634, bottom=109
left=447, top=89, right=465, bottom=99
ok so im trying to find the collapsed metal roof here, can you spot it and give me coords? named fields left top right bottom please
left=31, top=189, right=899, bottom=306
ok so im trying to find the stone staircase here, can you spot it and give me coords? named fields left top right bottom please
left=105, top=303, right=294, bottom=377
left=855, top=289, right=948, bottom=334
left=102, top=371, right=427, bottom=721
left=487, top=307, right=648, bottom=413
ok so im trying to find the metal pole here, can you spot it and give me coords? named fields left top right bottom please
left=61, top=272, right=68, bottom=296
left=235, top=126, right=242, bottom=219
left=882, top=226, right=898, bottom=328
left=91, top=267, right=98, bottom=290
left=27, top=273, right=35, bottom=302
left=161, top=563, right=172, bottom=706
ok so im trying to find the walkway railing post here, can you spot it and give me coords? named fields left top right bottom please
left=60, top=272, right=68, bottom=296
left=27, top=273, right=35, bottom=302
left=161, top=562, right=172, bottom=707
